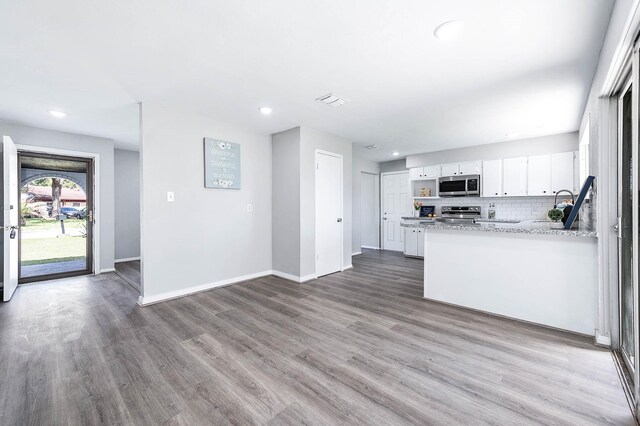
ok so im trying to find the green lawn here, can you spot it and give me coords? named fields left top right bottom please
left=21, top=236, right=86, bottom=265
left=23, top=217, right=85, bottom=231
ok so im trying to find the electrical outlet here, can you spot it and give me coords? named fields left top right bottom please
left=167, top=191, right=175, bottom=202
left=247, top=204, right=253, bottom=212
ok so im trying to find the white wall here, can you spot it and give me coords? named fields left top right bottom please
left=352, top=153, right=380, bottom=252
left=0, top=121, right=115, bottom=272
left=300, top=126, right=353, bottom=275
left=139, top=103, right=272, bottom=303
left=271, top=126, right=353, bottom=279
left=114, top=149, right=140, bottom=261
left=272, top=127, right=301, bottom=277
left=379, top=159, right=406, bottom=173
left=406, top=132, right=578, bottom=168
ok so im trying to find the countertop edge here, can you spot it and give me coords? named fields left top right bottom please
left=400, top=222, right=597, bottom=238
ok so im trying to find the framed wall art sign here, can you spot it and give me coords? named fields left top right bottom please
left=203, top=137, right=241, bottom=189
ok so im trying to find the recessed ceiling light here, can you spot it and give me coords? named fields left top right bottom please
left=434, top=20, right=465, bottom=41
left=48, top=110, right=66, bottom=118
left=259, top=107, right=272, bottom=115
left=392, top=151, right=400, bottom=156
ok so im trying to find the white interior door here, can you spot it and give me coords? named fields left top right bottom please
left=360, top=172, right=380, bottom=249
left=316, top=151, right=343, bottom=277
left=382, top=172, right=410, bottom=251
left=2, top=136, right=18, bottom=302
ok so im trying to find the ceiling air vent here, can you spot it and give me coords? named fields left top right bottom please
left=316, top=93, right=348, bottom=107
left=365, top=144, right=379, bottom=150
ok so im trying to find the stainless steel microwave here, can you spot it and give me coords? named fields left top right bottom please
left=438, top=174, right=480, bottom=197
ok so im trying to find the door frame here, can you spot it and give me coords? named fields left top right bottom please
left=380, top=171, right=409, bottom=251
left=615, top=74, right=637, bottom=381
left=314, top=149, right=343, bottom=277
left=15, top=145, right=101, bottom=276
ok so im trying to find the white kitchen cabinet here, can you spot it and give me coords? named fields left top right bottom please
left=409, top=167, right=423, bottom=180
left=416, top=228, right=425, bottom=257
left=410, top=166, right=441, bottom=180
left=459, top=161, right=481, bottom=175
left=551, top=151, right=575, bottom=195
left=502, top=157, right=527, bottom=196
left=404, top=227, right=424, bottom=258
left=440, top=162, right=480, bottom=177
left=404, top=228, right=419, bottom=257
left=482, top=159, right=502, bottom=197
left=527, top=154, right=552, bottom=196
left=423, top=165, right=441, bottom=179
left=441, top=163, right=460, bottom=176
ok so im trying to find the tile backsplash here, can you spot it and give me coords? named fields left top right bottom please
left=418, top=196, right=589, bottom=222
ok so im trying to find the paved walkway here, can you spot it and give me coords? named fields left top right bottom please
left=21, top=229, right=85, bottom=239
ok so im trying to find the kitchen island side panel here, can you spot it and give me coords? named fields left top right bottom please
left=424, top=229, right=598, bottom=335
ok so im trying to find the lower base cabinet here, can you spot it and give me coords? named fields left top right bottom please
left=404, top=228, right=424, bottom=258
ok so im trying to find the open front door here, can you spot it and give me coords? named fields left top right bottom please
left=2, top=136, right=18, bottom=301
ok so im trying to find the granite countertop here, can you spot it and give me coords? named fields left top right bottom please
left=400, top=220, right=597, bottom=238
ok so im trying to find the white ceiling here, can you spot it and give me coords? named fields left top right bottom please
left=0, top=0, right=613, bottom=159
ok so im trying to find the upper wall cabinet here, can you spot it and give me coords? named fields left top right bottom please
left=502, top=157, right=528, bottom=196
left=441, top=161, right=481, bottom=177
left=527, top=154, right=552, bottom=196
left=423, top=165, right=441, bottom=179
left=459, top=161, right=481, bottom=175
left=440, top=163, right=459, bottom=176
left=409, top=165, right=441, bottom=180
left=482, top=159, right=502, bottom=197
left=409, top=167, right=423, bottom=180
left=550, top=151, right=576, bottom=194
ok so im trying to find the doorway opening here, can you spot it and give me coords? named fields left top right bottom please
left=18, top=152, right=94, bottom=283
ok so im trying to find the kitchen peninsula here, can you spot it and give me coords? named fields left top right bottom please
left=402, top=220, right=598, bottom=335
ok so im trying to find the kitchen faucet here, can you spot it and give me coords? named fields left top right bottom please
left=554, top=189, right=575, bottom=207
left=554, top=189, right=576, bottom=225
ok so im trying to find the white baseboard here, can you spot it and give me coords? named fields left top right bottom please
left=341, top=264, right=353, bottom=271
left=595, top=333, right=612, bottom=347
left=361, top=246, right=381, bottom=250
left=115, top=257, right=141, bottom=263
left=300, top=273, right=316, bottom=282
left=137, top=270, right=272, bottom=306
left=272, top=270, right=317, bottom=283
left=352, top=251, right=362, bottom=256
left=99, top=268, right=116, bottom=273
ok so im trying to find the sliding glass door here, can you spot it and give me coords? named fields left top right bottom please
left=619, top=79, right=636, bottom=374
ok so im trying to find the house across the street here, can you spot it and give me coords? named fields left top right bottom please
left=23, top=185, right=86, bottom=208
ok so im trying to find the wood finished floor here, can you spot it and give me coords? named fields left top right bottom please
left=115, top=260, right=141, bottom=291
left=0, top=249, right=633, bottom=425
